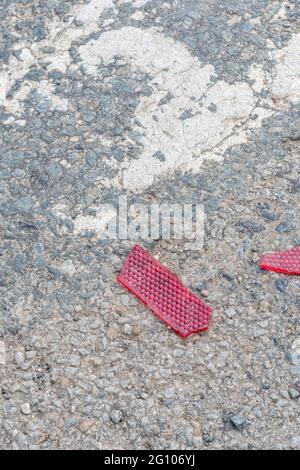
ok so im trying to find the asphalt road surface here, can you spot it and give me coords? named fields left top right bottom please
left=0, top=0, right=299, bottom=450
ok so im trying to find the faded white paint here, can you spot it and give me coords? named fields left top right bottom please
left=0, top=0, right=114, bottom=113
left=131, top=10, right=146, bottom=21
left=271, top=34, right=300, bottom=105
left=0, top=47, right=35, bottom=112
left=117, top=0, right=148, bottom=6
left=133, top=0, right=149, bottom=6
left=79, top=27, right=259, bottom=190
left=76, top=0, right=113, bottom=23
left=248, top=64, right=267, bottom=93
left=73, top=207, right=117, bottom=236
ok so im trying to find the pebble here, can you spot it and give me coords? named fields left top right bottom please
left=224, top=308, right=237, bottom=318
left=25, top=351, right=36, bottom=360
left=153, top=151, right=166, bottom=162
left=14, top=254, right=28, bottom=273
left=20, top=404, right=31, bottom=415
left=200, top=289, right=210, bottom=298
left=79, top=419, right=94, bottom=433
left=172, top=349, right=185, bottom=358
left=120, top=295, right=131, bottom=306
left=238, top=221, right=265, bottom=233
left=275, top=278, right=288, bottom=292
left=291, top=436, right=300, bottom=449
left=15, top=352, right=25, bottom=367
left=45, top=161, right=63, bottom=179
left=15, top=352, right=30, bottom=371
left=230, top=414, right=247, bottom=431
left=123, top=324, right=133, bottom=336
left=33, top=21, right=46, bottom=42
left=69, top=354, right=81, bottom=367
left=289, top=388, right=300, bottom=400
left=110, top=409, right=124, bottom=424
left=91, top=357, right=103, bottom=367
left=59, top=260, right=76, bottom=276
left=15, top=196, right=32, bottom=211
left=276, top=222, right=295, bottom=233
left=202, top=434, right=215, bottom=444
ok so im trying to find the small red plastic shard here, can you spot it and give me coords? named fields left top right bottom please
left=261, top=246, right=300, bottom=275
left=117, top=244, right=212, bottom=338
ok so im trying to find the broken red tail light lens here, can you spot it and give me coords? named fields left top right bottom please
left=261, top=246, right=300, bottom=275
left=117, top=244, right=212, bottom=338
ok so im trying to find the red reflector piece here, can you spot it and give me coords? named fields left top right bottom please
left=117, top=245, right=212, bottom=338
left=261, top=246, right=300, bottom=275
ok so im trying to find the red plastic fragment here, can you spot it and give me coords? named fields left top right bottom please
left=261, top=246, right=300, bottom=275
left=117, top=244, right=212, bottom=338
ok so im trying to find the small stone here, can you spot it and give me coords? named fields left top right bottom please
left=79, top=419, right=94, bottom=433
left=20, top=403, right=31, bottom=415
left=25, top=351, right=36, bottom=360
left=202, top=433, right=215, bottom=444
left=276, top=221, right=295, bottom=233
left=69, top=354, right=81, bottom=367
left=86, top=151, right=99, bottom=166
left=291, top=338, right=300, bottom=365
left=110, top=409, right=124, bottom=424
left=275, top=278, right=288, bottom=292
left=81, top=110, right=96, bottom=123
left=7, top=324, right=19, bottom=336
left=14, top=254, right=28, bottom=272
left=208, top=103, right=217, bottom=113
left=230, top=414, right=247, bottom=431
left=91, top=357, right=103, bottom=367
left=45, top=161, right=63, bottom=179
left=15, top=351, right=25, bottom=367
left=152, top=151, right=166, bottom=162
left=238, top=221, right=265, bottom=234
left=224, top=307, right=236, bottom=318
left=261, top=209, right=279, bottom=222
left=172, top=349, right=185, bottom=358
left=259, top=300, right=270, bottom=313
left=0, top=341, right=6, bottom=365
left=291, top=436, right=300, bottom=449
left=33, top=21, right=46, bottom=42
left=74, top=142, right=85, bottom=151
left=74, top=19, right=84, bottom=27
left=120, top=295, right=130, bottom=306
left=222, top=272, right=234, bottom=282
left=15, top=351, right=30, bottom=371
left=36, top=99, right=50, bottom=113
left=289, top=388, right=300, bottom=400
left=132, top=324, right=140, bottom=336
left=290, top=366, right=300, bottom=376
left=59, top=259, right=76, bottom=276
left=252, top=253, right=260, bottom=263
left=15, top=196, right=32, bottom=211
left=41, top=46, right=55, bottom=54
left=200, top=289, right=209, bottom=298
left=123, top=324, right=133, bottom=336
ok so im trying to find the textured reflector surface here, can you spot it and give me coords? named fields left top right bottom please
left=117, top=244, right=212, bottom=337
left=261, top=246, right=300, bottom=275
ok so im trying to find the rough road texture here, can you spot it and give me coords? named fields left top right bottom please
left=0, top=0, right=300, bottom=450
